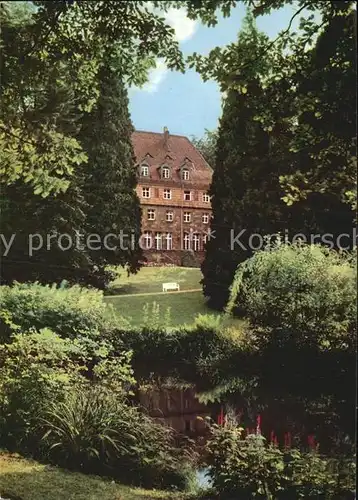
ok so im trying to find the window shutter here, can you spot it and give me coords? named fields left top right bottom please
left=154, top=188, right=159, bottom=197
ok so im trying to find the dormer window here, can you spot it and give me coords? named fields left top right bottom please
left=162, top=166, right=170, bottom=179
left=140, top=164, right=149, bottom=176
left=182, top=169, right=189, bottom=181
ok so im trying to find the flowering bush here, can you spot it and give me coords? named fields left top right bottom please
left=205, top=419, right=356, bottom=499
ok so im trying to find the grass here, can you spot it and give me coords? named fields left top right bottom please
left=105, top=266, right=214, bottom=327
left=105, top=266, right=243, bottom=328
left=107, top=266, right=203, bottom=295
left=0, top=453, right=190, bottom=500
left=106, top=290, right=220, bottom=327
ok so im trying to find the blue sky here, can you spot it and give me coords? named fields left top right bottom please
left=129, top=3, right=301, bottom=139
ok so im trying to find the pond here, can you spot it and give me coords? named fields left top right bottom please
left=196, top=467, right=212, bottom=489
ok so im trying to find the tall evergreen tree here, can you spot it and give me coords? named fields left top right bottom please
left=1, top=59, right=142, bottom=287
left=201, top=8, right=355, bottom=310
left=78, top=59, right=143, bottom=279
left=201, top=15, right=290, bottom=310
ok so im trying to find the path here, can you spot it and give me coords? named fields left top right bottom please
left=104, top=288, right=202, bottom=299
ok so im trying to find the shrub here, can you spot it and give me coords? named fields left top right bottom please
left=0, top=328, right=84, bottom=450
left=0, top=282, right=128, bottom=342
left=108, top=315, right=240, bottom=387
left=206, top=421, right=356, bottom=499
left=0, top=328, right=135, bottom=452
left=0, top=322, right=194, bottom=491
left=224, top=244, right=356, bottom=448
left=226, top=243, right=356, bottom=349
left=39, top=385, right=196, bottom=490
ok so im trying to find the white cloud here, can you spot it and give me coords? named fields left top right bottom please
left=165, top=8, right=197, bottom=42
left=141, top=59, right=168, bottom=93
left=134, top=7, right=197, bottom=93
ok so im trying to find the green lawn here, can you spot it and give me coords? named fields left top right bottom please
left=105, top=290, right=219, bottom=327
left=107, top=266, right=203, bottom=295
left=0, top=453, right=189, bottom=500
left=105, top=266, right=243, bottom=328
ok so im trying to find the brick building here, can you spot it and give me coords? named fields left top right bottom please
left=132, top=128, right=213, bottom=266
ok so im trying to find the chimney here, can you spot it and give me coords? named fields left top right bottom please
left=163, top=126, right=169, bottom=150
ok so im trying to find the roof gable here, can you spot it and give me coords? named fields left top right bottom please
left=132, top=130, right=212, bottom=186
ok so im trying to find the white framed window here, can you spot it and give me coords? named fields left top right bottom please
left=183, top=212, right=191, bottom=223
left=193, top=233, right=200, bottom=251
left=166, top=210, right=174, bottom=222
left=184, top=190, right=191, bottom=201
left=140, top=165, right=149, bottom=176
left=147, top=209, right=155, bottom=221
left=142, top=187, right=150, bottom=198
left=182, top=169, right=189, bottom=181
left=143, top=231, right=152, bottom=249
left=203, top=233, right=208, bottom=245
left=202, top=213, right=209, bottom=224
left=203, top=193, right=210, bottom=203
left=183, top=232, right=191, bottom=250
left=162, top=166, right=170, bottom=179
left=154, top=232, right=162, bottom=250
left=165, top=232, right=173, bottom=250
left=163, top=189, right=172, bottom=200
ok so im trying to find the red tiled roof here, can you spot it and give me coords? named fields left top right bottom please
left=131, top=130, right=213, bottom=187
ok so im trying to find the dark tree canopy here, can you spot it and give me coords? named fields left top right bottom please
left=78, top=61, right=143, bottom=277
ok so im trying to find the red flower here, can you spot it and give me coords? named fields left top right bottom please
left=270, top=430, right=275, bottom=444
left=256, top=414, right=261, bottom=432
left=307, top=434, right=315, bottom=450
left=217, top=406, right=224, bottom=426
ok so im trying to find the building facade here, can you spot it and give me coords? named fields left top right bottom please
left=132, top=128, right=213, bottom=266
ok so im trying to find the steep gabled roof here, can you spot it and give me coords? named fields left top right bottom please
left=132, top=130, right=213, bottom=186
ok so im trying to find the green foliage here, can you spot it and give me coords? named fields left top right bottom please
left=108, top=313, right=243, bottom=394
left=93, top=352, right=136, bottom=396
left=0, top=328, right=85, bottom=449
left=191, top=129, right=218, bottom=168
left=142, top=302, right=172, bottom=331
left=0, top=1, right=185, bottom=194
left=206, top=421, right=356, bottom=498
left=0, top=282, right=195, bottom=490
left=226, top=243, right=356, bottom=349
left=189, top=1, right=356, bottom=210
left=192, top=314, right=222, bottom=332
left=38, top=385, right=193, bottom=490
left=0, top=282, right=124, bottom=341
left=223, top=244, right=356, bottom=445
left=0, top=0, right=240, bottom=197
left=1, top=59, right=142, bottom=287
left=201, top=12, right=289, bottom=310
left=78, top=60, right=143, bottom=276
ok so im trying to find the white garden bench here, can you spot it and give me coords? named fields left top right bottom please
left=162, top=282, right=180, bottom=292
